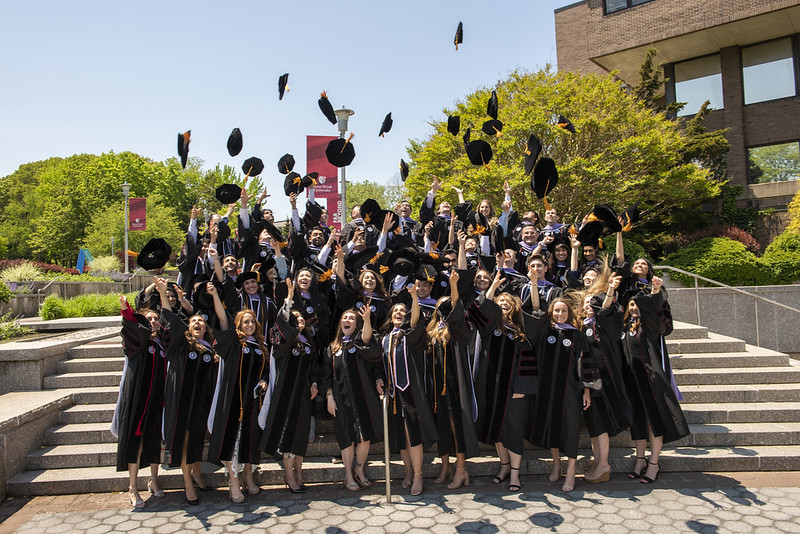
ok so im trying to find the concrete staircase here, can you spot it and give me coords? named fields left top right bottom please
left=7, top=322, right=800, bottom=496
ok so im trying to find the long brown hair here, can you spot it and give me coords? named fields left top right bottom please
left=184, top=314, right=217, bottom=359
left=426, top=296, right=452, bottom=346
left=547, top=297, right=579, bottom=328
left=358, top=269, right=389, bottom=300
left=623, top=299, right=641, bottom=332
left=234, top=310, right=268, bottom=354
left=495, top=293, right=526, bottom=342
left=330, top=308, right=362, bottom=354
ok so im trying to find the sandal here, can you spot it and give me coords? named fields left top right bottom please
left=492, top=462, right=510, bottom=484
left=401, top=473, right=413, bottom=489
left=434, top=461, right=452, bottom=484
left=129, top=488, right=145, bottom=509
left=548, top=463, right=562, bottom=483
left=228, top=483, right=245, bottom=503
left=640, top=461, right=660, bottom=484
left=354, top=472, right=373, bottom=488
left=147, top=479, right=165, bottom=498
left=628, top=456, right=647, bottom=480
left=508, top=467, right=521, bottom=493
left=343, top=479, right=361, bottom=492
left=447, top=467, right=470, bottom=490
left=410, top=472, right=424, bottom=496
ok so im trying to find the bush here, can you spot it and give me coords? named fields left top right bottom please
left=0, top=260, right=79, bottom=276
left=0, top=236, right=8, bottom=260
left=1, top=262, right=45, bottom=282
left=0, top=281, right=11, bottom=304
left=621, top=238, right=648, bottom=264
left=676, top=225, right=760, bottom=254
left=761, top=230, right=800, bottom=284
left=89, top=255, right=122, bottom=273
left=0, top=313, right=34, bottom=340
left=664, top=237, right=769, bottom=286
left=40, top=292, right=136, bottom=320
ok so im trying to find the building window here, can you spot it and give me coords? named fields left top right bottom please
left=605, top=0, right=652, bottom=14
left=748, top=142, right=800, bottom=183
left=742, top=38, right=796, bottom=105
left=674, top=55, right=724, bottom=117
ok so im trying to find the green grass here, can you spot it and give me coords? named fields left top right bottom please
left=0, top=313, right=34, bottom=340
left=40, top=292, right=137, bottom=320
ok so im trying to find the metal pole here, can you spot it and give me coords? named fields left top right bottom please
left=754, top=299, right=760, bottom=347
left=382, top=394, right=391, bottom=504
left=123, top=189, right=130, bottom=274
left=340, top=155, right=347, bottom=228
left=694, top=276, right=701, bottom=325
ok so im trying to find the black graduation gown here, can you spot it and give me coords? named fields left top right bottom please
left=207, top=331, right=268, bottom=465
left=335, top=277, right=390, bottom=333
left=161, top=309, right=218, bottom=466
left=621, top=291, right=690, bottom=444
left=381, top=323, right=439, bottom=453
left=321, top=334, right=384, bottom=449
left=429, top=300, right=480, bottom=459
left=115, top=310, right=166, bottom=471
left=260, top=300, right=319, bottom=458
left=582, top=297, right=631, bottom=438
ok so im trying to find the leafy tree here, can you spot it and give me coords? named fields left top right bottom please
left=748, top=143, right=800, bottom=183
left=346, top=177, right=405, bottom=219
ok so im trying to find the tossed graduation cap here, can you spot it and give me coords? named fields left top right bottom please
left=557, top=114, right=576, bottom=134
left=318, top=91, right=337, bottom=125
left=242, top=157, right=264, bottom=177
left=591, top=204, right=623, bottom=233
left=325, top=134, right=356, bottom=167
left=303, top=200, right=324, bottom=229
left=577, top=220, right=604, bottom=247
left=466, top=139, right=493, bottom=168
left=620, top=201, right=641, bottom=231
left=277, top=153, right=295, bottom=174
left=462, top=127, right=471, bottom=150
left=453, top=201, right=473, bottom=223
left=429, top=217, right=448, bottom=249
left=283, top=172, right=303, bottom=196
left=215, top=184, right=242, bottom=205
left=388, top=247, right=420, bottom=278
left=379, top=113, right=393, bottom=137
left=226, top=128, right=243, bottom=157
left=137, top=238, right=172, bottom=270
left=523, top=133, right=542, bottom=175
left=257, top=219, right=286, bottom=247
left=301, top=172, right=317, bottom=189
left=532, top=157, right=558, bottom=210
left=344, top=246, right=380, bottom=273
left=193, top=280, right=225, bottom=310
left=454, top=21, right=463, bottom=50
left=487, top=91, right=498, bottom=120
left=466, top=211, right=489, bottom=236
left=177, top=131, right=190, bottom=169
left=399, top=159, right=409, bottom=181
left=415, top=263, right=438, bottom=282
left=447, top=115, right=460, bottom=136
left=360, top=198, right=382, bottom=224
left=481, top=119, right=503, bottom=138
left=278, top=73, right=289, bottom=100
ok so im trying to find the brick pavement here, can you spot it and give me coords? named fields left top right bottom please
left=1, top=472, right=799, bottom=533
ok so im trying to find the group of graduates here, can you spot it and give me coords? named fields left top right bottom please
left=114, top=176, right=689, bottom=509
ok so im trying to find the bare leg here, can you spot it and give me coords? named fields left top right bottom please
left=354, top=441, right=372, bottom=486
left=190, top=462, right=206, bottom=489
left=340, top=444, right=358, bottom=490
left=494, top=443, right=511, bottom=483
left=642, top=427, right=663, bottom=482
left=588, top=436, right=600, bottom=476
left=242, top=463, right=260, bottom=494
left=293, top=456, right=305, bottom=487
left=448, top=452, right=469, bottom=489
left=128, top=462, right=143, bottom=507
left=181, top=433, right=198, bottom=502
left=562, top=458, right=577, bottom=492
left=283, top=456, right=300, bottom=491
left=399, top=449, right=413, bottom=488
left=434, top=454, right=451, bottom=484
left=147, top=463, right=164, bottom=497
left=508, top=449, right=522, bottom=491
left=549, top=449, right=562, bottom=482
left=223, top=460, right=244, bottom=502
left=404, top=425, right=424, bottom=495
left=629, top=439, right=648, bottom=479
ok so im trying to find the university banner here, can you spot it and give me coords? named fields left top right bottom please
left=129, top=197, right=146, bottom=231
left=306, top=135, right=341, bottom=230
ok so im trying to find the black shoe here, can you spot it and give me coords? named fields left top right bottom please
left=184, top=492, right=200, bottom=506
left=508, top=467, right=521, bottom=492
left=628, top=456, right=647, bottom=480
left=492, top=462, right=510, bottom=484
left=639, top=461, right=660, bottom=484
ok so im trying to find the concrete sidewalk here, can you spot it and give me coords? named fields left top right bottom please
left=1, top=472, right=798, bottom=533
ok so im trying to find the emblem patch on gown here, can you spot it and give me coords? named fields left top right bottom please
left=255, top=348, right=262, bottom=355
left=148, top=346, right=155, bottom=354
left=260, top=250, right=267, bottom=257
left=306, top=306, right=314, bottom=314
left=335, top=350, right=342, bottom=357
left=547, top=335, right=556, bottom=344
left=356, top=302, right=364, bottom=308
left=305, top=346, right=312, bottom=354
left=369, top=305, right=376, bottom=312
left=348, top=347, right=356, bottom=353
left=189, top=351, right=198, bottom=360
left=586, top=328, right=594, bottom=337
left=441, top=281, right=447, bottom=287
left=203, top=353, right=212, bottom=363
left=243, top=347, right=250, bottom=354
left=508, top=333, right=515, bottom=340
left=493, top=329, right=502, bottom=337
left=160, top=351, right=165, bottom=358
left=202, top=314, right=208, bottom=320
left=563, top=339, right=572, bottom=347
left=292, top=348, right=300, bottom=356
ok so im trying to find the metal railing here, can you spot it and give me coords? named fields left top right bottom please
left=654, top=265, right=800, bottom=347
left=37, top=276, right=64, bottom=296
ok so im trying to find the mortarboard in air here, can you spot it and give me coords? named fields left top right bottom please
left=399, top=159, right=409, bottom=181
left=620, top=201, right=641, bottom=231
left=447, top=115, right=460, bottom=136
left=388, top=247, right=420, bottom=278
left=481, top=119, right=503, bottom=137
left=318, top=91, right=337, bottom=125
left=465, top=139, right=493, bottom=168
left=241, top=157, right=264, bottom=177
left=137, top=238, right=172, bottom=270
left=523, top=133, right=542, bottom=175
left=359, top=198, right=382, bottom=224
left=278, top=73, right=289, bottom=100
left=487, top=91, right=498, bottom=120
left=226, top=128, right=243, bottom=157
left=379, top=113, right=393, bottom=137
left=301, top=172, right=317, bottom=189
left=325, top=134, right=355, bottom=167
left=532, top=157, right=558, bottom=210
left=177, top=131, right=190, bottom=169
left=577, top=220, right=604, bottom=247
left=215, top=184, right=242, bottom=205
left=557, top=114, right=576, bottom=133
left=283, top=172, right=303, bottom=196
left=590, top=204, right=623, bottom=233
left=277, top=154, right=295, bottom=174
left=454, top=21, right=463, bottom=50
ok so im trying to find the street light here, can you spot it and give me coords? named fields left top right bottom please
left=334, top=106, right=354, bottom=227
left=122, top=182, right=130, bottom=274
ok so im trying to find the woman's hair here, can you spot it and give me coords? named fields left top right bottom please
left=358, top=269, right=390, bottom=300
left=426, top=296, right=452, bottom=346
left=381, top=303, right=408, bottom=335
left=234, top=310, right=267, bottom=354
left=547, top=297, right=579, bottom=328
left=293, top=267, right=321, bottom=296
left=623, top=299, right=641, bottom=332
left=583, top=260, right=613, bottom=295
left=546, top=242, right=571, bottom=281
left=633, top=257, right=654, bottom=282
left=495, top=293, right=526, bottom=342
left=478, top=199, right=495, bottom=219
left=184, top=314, right=217, bottom=359
left=330, top=308, right=362, bottom=354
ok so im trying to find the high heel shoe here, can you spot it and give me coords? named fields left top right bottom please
left=228, top=482, right=245, bottom=503
left=492, top=462, right=510, bottom=484
left=147, top=479, right=165, bottom=498
left=508, top=467, right=521, bottom=492
left=585, top=464, right=611, bottom=483
left=433, top=461, right=452, bottom=484
left=562, top=470, right=576, bottom=492
left=244, top=482, right=261, bottom=495
left=128, top=487, right=145, bottom=509
left=639, top=461, right=659, bottom=484
left=447, top=467, right=470, bottom=490
left=628, top=456, right=647, bottom=479
left=284, top=478, right=305, bottom=494
left=410, top=472, right=424, bottom=496
left=192, top=473, right=212, bottom=492
left=184, top=491, right=200, bottom=506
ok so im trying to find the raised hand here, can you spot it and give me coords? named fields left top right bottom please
left=286, top=278, right=295, bottom=301
left=191, top=205, right=201, bottom=219
left=382, top=212, right=394, bottom=234
left=431, top=176, right=441, bottom=193
left=503, top=180, right=512, bottom=195
left=652, top=276, right=663, bottom=292
left=206, top=281, right=218, bottom=297
left=449, top=270, right=460, bottom=285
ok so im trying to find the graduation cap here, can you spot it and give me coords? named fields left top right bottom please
left=557, top=114, right=576, bottom=134
left=359, top=198, right=382, bottom=224
left=325, top=134, right=355, bottom=167
left=344, top=246, right=380, bottom=273
left=377, top=209, right=400, bottom=233
left=454, top=21, right=463, bottom=50
left=193, top=280, right=224, bottom=310
left=487, top=91, right=498, bottom=120
left=577, top=220, right=604, bottom=247
left=466, top=211, right=489, bottom=236
left=453, top=201, right=473, bottom=223
left=278, top=73, right=289, bottom=100
left=388, top=248, right=420, bottom=278
left=177, top=131, right=190, bottom=169
left=283, top=172, right=303, bottom=196
left=415, top=263, right=438, bottom=283
left=591, top=204, right=622, bottom=233
left=466, top=140, right=493, bottom=168
left=137, top=238, right=172, bottom=270
left=226, top=128, right=243, bottom=157
left=429, top=218, right=448, bottom=250
left=215, top=184, right=242, bottom=205
left=318, top=90, right=337, bottom=125
left=242, top=157, right=264, bottom=177
left=532, top=157, right=558, bottom=211
left=447, top=115, right=460, bottom=136
left=261, top=219, right=287, bottom=246
left=620, top=201, right=641, bottom=232
left=303, top=200, right=324, bottom=229
left=277, top=154, right=295, bottom=174
left=482, top=119, right=503, bottom=137
left=399, top=159, right=409, bottom=181
left=302, top=172, right=318, bottom=190
left=379, top=113, right=393, bottom=137
left=235, top=270, right=260, bottom=289
left=523, top=133, right=542, bottom=175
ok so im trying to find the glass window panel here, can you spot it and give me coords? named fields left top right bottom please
left=674, top=55, right=724, bottom=116
left=631, top=0, right=651, bottom=5
left=748, top=142, right=800, bottom=183
left=605, top=0, right=627, bottom=13
left=742, top=39, right=795, bottom=104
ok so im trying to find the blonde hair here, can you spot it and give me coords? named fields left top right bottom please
left=548, top=297, right=579, bottom=328
left=426, top=297, right=452, bottom=346
left=330, top=309, right=362, bottom=354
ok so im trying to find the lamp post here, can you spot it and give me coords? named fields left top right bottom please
left=334, top=106, right=354, bottom=227
left=122, top=182, right=130, bottom=274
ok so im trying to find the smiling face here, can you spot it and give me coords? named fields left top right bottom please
left=144, top=310, right=160, bottom=334
left=497, top=294, right=513, bottom=314
left=554, top=244, right=569, bottom=262
left=340, top=311, right=358, bottom=336
left=360, top=271, right=377, bottom=292
left=529, top=259, right=546, bottom=281
left=309, top=228, right=325, bottom=247
left=544, top=209, right=559, bottom=225
left=438, top=202, right=451, bottom=216
left=237, top=311, right=258, bottom=336
left=521, top=226, right=537, bottom=245
left=632, top=258, right=650, bottom=277
left=320, top=209, right=329, bottom=223
left=262, top=209, right=274, bottom=223
left=583, top=269, right=598, bottom=288
left=399, top=201, right=412, bottom=217
left=223, top=255, right=239, bottom=273
left=474, top=270, right=491, bottom=291
left=416, top=279, right=433, bottom=299
left=465, top=236, right=478, bottom=253
left=583, top=296, right=594, bottom=318
left=583, top=245, right=597, bottom=262
left=165, top=288, right=178, bottom=308
left=391, top=304, right=407, bottom=327
left=551, top=301, right=570, bottom=324
left=503, top=249, right=518, bottom=265
left=292, top=310, right=306, bottom=331
left=627, top=300, right=640, bottom=319
left=243, top=278, right=259, bottom=295
left=296, top=269, right=313, bottom=291
left=188, top=315, right=207, bottom=340
left=478, top=200, right=492, bottom=218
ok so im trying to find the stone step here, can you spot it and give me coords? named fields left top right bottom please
left=69, top=339, right=123, bottom=359
left=57, top=357, right=124, bottom=374
left=26, top=443, right=120, bottom=470
left=59, top=404, right=116, bottom=424
left=44, top=423, right=115, bottom=445
left=667, top=322, right=709, bottom=340
left=680, top=402, right=800, bottom=424
left=669, top=348, right=790, bottom=370
left=678, top=383, right=800, bottom=404
left=71, top=386, right=120, bottom=405
left=10, top=445, right=800, bottom=496
left=673, top=362, right=800, bottom=385
left=43, top=371, right=122, bottom=389
left=666, top=333, right=746, bottom=354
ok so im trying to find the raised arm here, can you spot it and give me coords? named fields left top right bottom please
left=154, top=277, right=171, bottom=310
left=570, top=234, right=580, bottom=272
left=604, top=275, right=622, bottom=309
left=486, top=270, right=505, bottom=300
left=359, top=300, right=373, bottom=344
left=207, top=281, right=229, bottom=331
left=615, top=231, right=625, bottom=267
left=457, top=230, right=467, bottom=270
left=208, top=247, right=224, bottom=282
left=409, top=282, right=421, bottom=327
left=449, top=270, right=459, bottom=303
left=527, top=265, right=541, bottom=310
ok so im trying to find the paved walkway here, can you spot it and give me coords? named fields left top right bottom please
left=1, top=472, right=798, bottom=533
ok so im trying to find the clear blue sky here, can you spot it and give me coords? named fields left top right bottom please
left=0, top=0, right=567, bottom=219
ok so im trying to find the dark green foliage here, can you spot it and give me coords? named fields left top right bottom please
left=664, top=237, right=769, bottom=286
left=719, top=183, right=774, bottom=234
left=761, top=231, right=800, bottom=284
left=0, top=281, right=11, bottom=304
left=40, top=292, right=137, bottom=321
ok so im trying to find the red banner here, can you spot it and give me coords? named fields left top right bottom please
left=129, top=198, right=146, bottom=231
left=306, top=135, right=341, bottom=230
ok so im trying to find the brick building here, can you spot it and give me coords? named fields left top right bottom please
left=555, top=0, right=800, bottom=242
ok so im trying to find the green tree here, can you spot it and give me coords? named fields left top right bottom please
left=346, top=177, right=405, bottom=219
left=748, top=143, right=800, bottom=183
